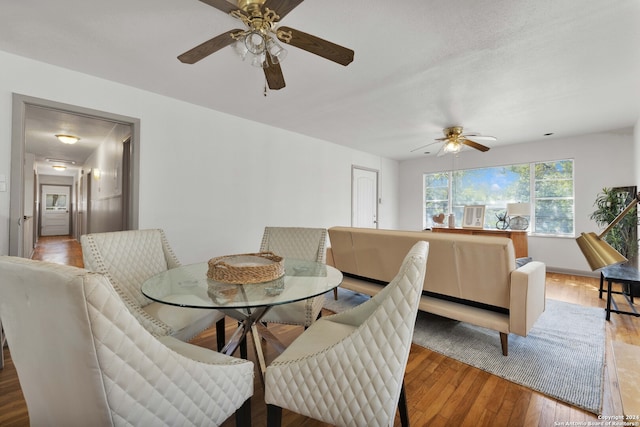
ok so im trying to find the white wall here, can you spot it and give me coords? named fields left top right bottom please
left=82, top=123, right=130, bottom=233
left=0, top=50, right=399, bottom=262
left=399, top=132, right=635, bottom=275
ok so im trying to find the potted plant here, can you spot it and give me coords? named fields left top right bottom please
left=590, top=186, right=639, bottom=270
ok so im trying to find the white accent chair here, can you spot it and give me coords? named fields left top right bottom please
left=81, top=229, right=226, bottom=350
left=0, top=256, right=254, bottom=426
left=258, top=227, right=328, bottom=328
left=264, top=241, right=429, bottom=427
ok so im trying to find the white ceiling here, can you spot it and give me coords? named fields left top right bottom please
left=2, top=0, right=640, bottom=161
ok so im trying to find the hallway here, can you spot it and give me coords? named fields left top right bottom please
left=31, top=235, right=84, bottom=268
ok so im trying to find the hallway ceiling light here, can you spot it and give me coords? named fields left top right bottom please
left=55, top=134, right=80, bottom=144
left=52, top=165, right=67, bottom=171
left=46, top=158, right=76, bottom=165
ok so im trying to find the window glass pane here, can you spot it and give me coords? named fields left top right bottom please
left=452, top=165, right=530, bottom=229
left=424, top=159, right=574, bottom=236
left=535, top=198, right=574, bottom=235
left=424, top=172, right=449, bottom=228
left=45, top=194, right=68, bottom=211
left=535, top=160, right=573, bottom=198
left=534, top=159, right=574, bottom=235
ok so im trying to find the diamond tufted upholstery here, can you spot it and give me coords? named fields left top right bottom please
left=258, top=227, right=328, bottom=327
left=264, top=241, right=429, bottom=427
left=81, top=229, right=225, bottom=348
left=0, top=256, right=253, bottom=426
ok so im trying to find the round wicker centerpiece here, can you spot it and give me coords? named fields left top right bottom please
left=207, top=252, right=284, bottom=284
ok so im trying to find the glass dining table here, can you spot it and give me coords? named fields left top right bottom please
left=142, top=258, right=343, bottom=377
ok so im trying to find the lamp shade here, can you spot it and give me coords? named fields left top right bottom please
left=507, top=203, right=530, bottom=216
left=576, top=232, right=627, bottom=271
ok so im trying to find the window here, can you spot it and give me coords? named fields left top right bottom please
left=533, top=160, right=574, bottom=235
left=424, top=159, right=574, bottom=236
left=45, top=193, right=68, bottom=211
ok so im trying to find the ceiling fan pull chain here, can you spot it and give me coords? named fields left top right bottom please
left=264, top=78, right=268, bottom=97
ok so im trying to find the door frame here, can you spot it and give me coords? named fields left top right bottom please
left=9, top=93, right=141, bottom=256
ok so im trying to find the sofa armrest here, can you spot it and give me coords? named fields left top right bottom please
left=509, top=261, right=546, bottom=336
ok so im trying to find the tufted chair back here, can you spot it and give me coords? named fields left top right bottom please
left=0, top=256, right=253, bottom=427
left=81, top=228, right=180, bottom=308
left=81, top=229, right=225, bottom=346
left=258, top=227, right=328, bottom=327
left=264, top=241, right=429, bottom=427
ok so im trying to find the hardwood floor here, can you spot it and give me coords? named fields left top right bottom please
left=1, top=236, right=639, bottom=426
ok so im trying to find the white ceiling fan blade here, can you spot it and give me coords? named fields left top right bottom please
left=463, top=134, right=496, bottom=141
left=410, top=141, right=439, bottom=153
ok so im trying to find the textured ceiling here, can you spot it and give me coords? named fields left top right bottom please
left=2, top=0, right=640, bottom=161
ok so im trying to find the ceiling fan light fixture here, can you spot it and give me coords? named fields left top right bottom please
left=244, top=31, right=266, bottom=54
left=444, top=140, right=461, bottom=153
left=250, top=51, right=266, bottom=68
left=233, top=39, right=250, bottom=59
left=266, top=37, right=287, bottom=64
left=55, top=134, right=80, bottom=144
left=178, top=0, right=354, bottom=90
left=235, top=30, right=287, bottom=68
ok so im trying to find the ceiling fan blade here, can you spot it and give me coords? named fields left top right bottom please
left=178, top=29, right=243, bottom=64
left=462, top=138, right=490, bottom=152
left=263, top=0, right=304, bottom=19
left=264, top=56, right=286, bottom=90
left=410, top=141, right=439, bottom=153
left=277, top=26, right=354, bottom=66
left=198, top=0, right=241, bottom=15
left=463, top=135, right=498, bottom=141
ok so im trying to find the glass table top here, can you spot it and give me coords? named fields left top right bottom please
left=142, top=258, right=343, bottom=310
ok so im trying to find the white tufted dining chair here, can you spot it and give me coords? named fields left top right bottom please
left=258, top=227, right=328, bottom=328
left=0, top=256, right=254, bottom=427
left=264, top=241, right=429, bottom=427
left=81, top=229, right=226, bottom=350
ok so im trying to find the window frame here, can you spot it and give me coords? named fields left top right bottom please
left=423, top=159, right=575, bottom=237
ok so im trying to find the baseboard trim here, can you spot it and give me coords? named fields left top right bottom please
left=546, top=267, right=599, bottom=278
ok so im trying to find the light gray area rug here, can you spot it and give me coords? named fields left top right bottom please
left=324, top=289, right=606, bottom=414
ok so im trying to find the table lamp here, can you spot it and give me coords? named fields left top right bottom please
left=507, top=202, right=531, bottom=230
left=576, top=192, right=640, bottom=270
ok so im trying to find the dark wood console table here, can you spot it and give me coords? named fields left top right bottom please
left=431, top=227, right=529, bottom=258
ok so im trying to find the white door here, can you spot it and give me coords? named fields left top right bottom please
left=41, top=185, right=71, bottom=236
left=352, top=167, right=379, bottom=228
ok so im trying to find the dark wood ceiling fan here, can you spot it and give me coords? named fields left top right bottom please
left=178, top=0, right=355, bottom=90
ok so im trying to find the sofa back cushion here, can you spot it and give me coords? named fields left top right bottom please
left=328, top=227, right=516, bottom=309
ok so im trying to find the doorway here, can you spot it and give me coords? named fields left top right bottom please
left=40, top=185, right=71, bottom=236
left=351, top=166, right=379, bottom=229
left=9, top=94, right=141, bottom=257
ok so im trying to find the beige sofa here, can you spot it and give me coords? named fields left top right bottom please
left=326, top=227, right=547, bottom=355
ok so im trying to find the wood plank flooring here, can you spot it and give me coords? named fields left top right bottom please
left=1, top=236, right=639, bottom=426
